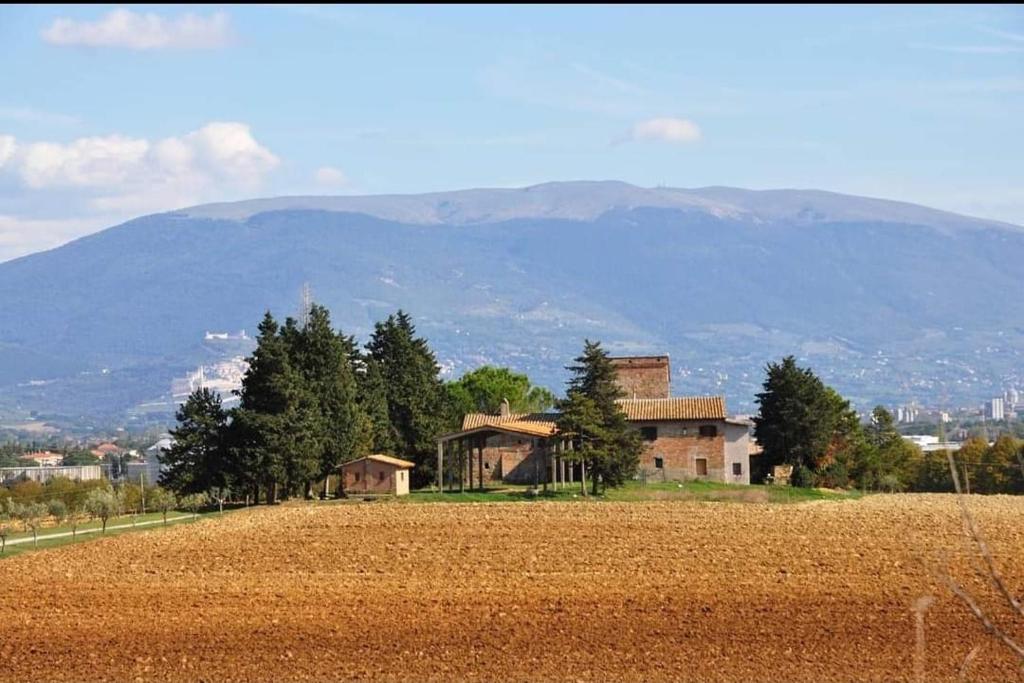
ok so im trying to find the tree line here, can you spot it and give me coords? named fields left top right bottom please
left=161, top=302, right=642, bottom=501
left=161, top=306, right=566, bottom=501
left=754, top=356, right=1024, bottom=493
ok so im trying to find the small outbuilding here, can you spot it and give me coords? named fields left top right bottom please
left=340, top=454, right=415, bottom=496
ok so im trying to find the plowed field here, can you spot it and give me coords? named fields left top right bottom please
left=1, top=495, right=1023, bottom=682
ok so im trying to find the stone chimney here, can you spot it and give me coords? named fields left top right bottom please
left=499, top=398, right=511, bottom=417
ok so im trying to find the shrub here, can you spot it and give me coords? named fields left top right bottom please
left=789, top=465, right=816, bottom=488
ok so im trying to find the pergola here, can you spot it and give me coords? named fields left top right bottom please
left=435, top=419, right=578, bottom=492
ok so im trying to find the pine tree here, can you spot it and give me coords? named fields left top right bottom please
left=228, top=312, right=320, bottom=503
left=366, top=311, right=447, bottom=486
left=160, top=387, right=227, bottom=494
left=356, top=355, right=396, bottom=454
left=284, top=304, right=368, bottom=496
left=753, top=356, right=833, bottom=477
left=556, top=340, right=643, bottom=494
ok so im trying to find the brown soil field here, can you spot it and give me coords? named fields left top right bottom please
left=1, top=495, right=1023, bottom=683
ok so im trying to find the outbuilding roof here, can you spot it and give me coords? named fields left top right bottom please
left=340, top=454, right=416, bottom=469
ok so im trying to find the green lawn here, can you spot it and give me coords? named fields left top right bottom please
left=396, top=479, right=859, bottom=505
left=4, top=510, right=189, bottom=542
left=0, top=507, right=237, bottom=560
left=0, top=513, right=215, bottom=560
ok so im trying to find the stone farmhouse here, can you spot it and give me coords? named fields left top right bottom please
left=435, top=355, right=751, bottom=488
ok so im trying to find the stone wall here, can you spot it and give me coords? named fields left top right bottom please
left=610, top=356, right=670, bottom=399
left=342, top=460, right=399, bottom=495
left=633, top=420, right=728, bottom=482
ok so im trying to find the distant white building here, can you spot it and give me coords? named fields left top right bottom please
left=986, top=397, right=1005, bottom=421
left=902, top=435, right=963, bottom=452
left=124, top=436, right=173, bottom=486
left=1005, top=387, right=1020, bottom=410
left=894, top=404, right=919, bottom=424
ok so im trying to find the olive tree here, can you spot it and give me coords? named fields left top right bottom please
left=85, top=488, right=122, bottom=534
left=0, top=508, right=12, bottom=554
left=208, top=487, right=229, bottom=514
left=147, top=487, right=177, bottom=525
left=120, top=483, right=143, bottom=527
left=15, top=502, right=47, bottom=549
left=47, top=499, right=68, bottom=527
left=67, top=505, right=87, bottom=539
left=179, top=492, right=209, bottom=520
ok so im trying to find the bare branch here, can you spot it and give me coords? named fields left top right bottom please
left=958, top=645, right=981, bottom=683
left=940, top=451, right=1024, bottom=666
left=912, top=595, right=935, bottom=683
left=939, top=570, right=1024, bottom=661
left=946, top=452, right=1024, bottom=620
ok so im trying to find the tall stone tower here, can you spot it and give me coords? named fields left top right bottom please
left=608, top=355, right=671, bottom=399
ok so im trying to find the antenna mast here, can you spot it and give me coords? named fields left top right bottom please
left=299, top=282, right=313, bottom=328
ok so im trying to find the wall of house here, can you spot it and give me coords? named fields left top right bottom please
left=723, top=423, right=751, bottom=485
left=610, top=357, right=670, bottom=399
left=342, top=460, right=398, bottom=495
left=633, top=420, right=729, bottom=482
left=395, top=468, right=410, bottom=496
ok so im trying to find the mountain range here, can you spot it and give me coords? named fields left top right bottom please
left=1, top=180, right=1022, bottom=427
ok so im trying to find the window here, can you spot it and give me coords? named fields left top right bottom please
left=699, top=425, right=718, bottom=438
left=640, top=426, right=658, bottom=442
left=378, top=471, right=385, bottom=482
left=654, top=456, right=664, bottom=469
left=484, top=461, right=490, bottom=469
left=695, top=458, right=708, bottom=476
left=733, top=463, right=742, bottom=476
left=354, top=472, right=361, bottom=483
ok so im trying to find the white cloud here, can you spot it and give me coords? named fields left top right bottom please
left=627, top=117, right=702, bottom=144
left=0, top=122, right=279, bottom=260
left=314, top=166, right=349, bottom=187
left=6, top=123, right=278, bottom=196
left=0, top=135, right=15, bottom=168
left=41, top=9, right=232, bottom=50
left=20, top=135, right=149, bottom=188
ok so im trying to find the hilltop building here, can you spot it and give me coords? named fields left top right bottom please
left=435, top=354, right=751, bottom=488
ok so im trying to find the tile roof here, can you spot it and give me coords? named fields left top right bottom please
left=616, top=396, right=726, bottom=421
left=341, top=454, right=416, bottom=469
left=453, top=398, right=726, bottom=439
left=457, top=412, right=560, bottom=438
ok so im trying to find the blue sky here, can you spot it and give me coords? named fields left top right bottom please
left=0, top=4, right=1021, bottom=260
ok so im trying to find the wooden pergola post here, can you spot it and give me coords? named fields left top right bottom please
left=549, top=440, right=557, bottom=491
left=436, top=440, right=444, bottom=492
left=477, top=437, right=484, bottom=490
left=458, top=438, right=465, bottom=493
